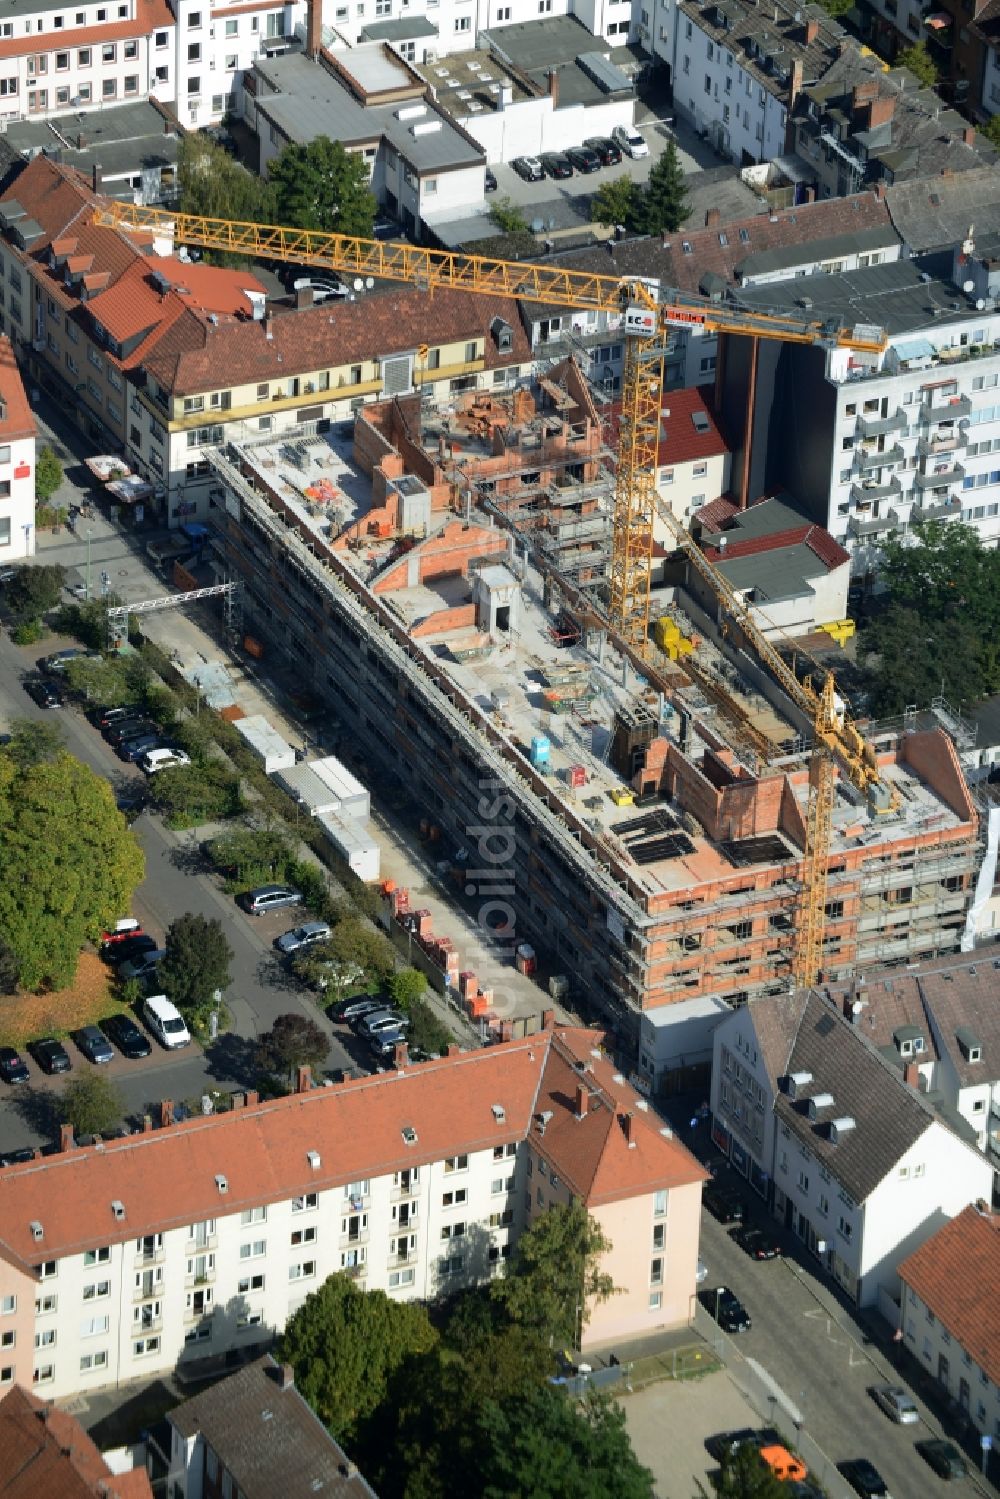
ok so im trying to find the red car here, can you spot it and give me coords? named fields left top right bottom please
left=100, top=918, right=143, bottom=948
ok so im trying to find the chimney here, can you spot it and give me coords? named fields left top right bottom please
left=874, top=180, right=886, bottom=200
left=77, top=132, right=86, bottom=149
left=164, top=115, right=172, bottom=135
left=92, top=162, right=102, bottom=195
left=142, top=1114, right=153, bottom=1134
left=575, top=1083, right=589, bottom=1119
left=279, top=1363, right=295, bottom=1391
left=295, top=285, right=314, bottom=309
left=394, top=1041, right=409, bottom=1069
left=161, top=1099, right=174, bottom=1127
left=964, top=125, right=976, bottom=146
left=903, top=1061, right=921, bottom=1089
left=60, top=1123, right=74, bottom=1153
left=661, top=229, right=670, bottom=247
left=245, top=1089, right=259, bottom=1107
left=805, top=17, right=819, bottom=42
left=264, top=313, right=274, bottom=341
left=541, top=1008, right=555, bottom=1030
left=306, top=0, right=323, bottom=57
left=547, top=68, right=559, bottom=108
left=447, top=1043, right=461, bottom=1057
left=867, top=95, right=895, bottom=129
left=705, top=207, right=721, bottom=228
left=805, top=185, right=816, bottom=204
left=789, top=59, right=803, bottom=107
left=622, top=1111, right=636, bottom=1148
left=296, top=1065, right=312, bottom=1094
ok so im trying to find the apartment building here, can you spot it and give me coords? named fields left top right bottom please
left=898, top=1204, right=1000, bottom=1439
left=653, top=385, right=730, bottom=527
left=0, top=1028, right=706, bottom=1401
left=715, top=238, right=1000, bottom=575
left=710, top=989, right=994, bottom=1305
left=0, top=1383, right=153, bottom=1498
left=0, top=336, right=37, bottom=561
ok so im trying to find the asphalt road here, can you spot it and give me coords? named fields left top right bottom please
left=697, top=1161, right=989, bottom=1499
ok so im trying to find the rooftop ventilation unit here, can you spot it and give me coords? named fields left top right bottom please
left=215, top=1174, right=229, bottom=1194
left=828, top=1115, right=856, bottom=1142
left=786, top=1070, right=814, bottom=1099
left=806, top=1092, right=834, bottom=1117
left=111, top=1200, right=126, bottom=1221
left=307, top=1150, right=322, bottom=1170
left=536, top=1109, right=554, bottom=1136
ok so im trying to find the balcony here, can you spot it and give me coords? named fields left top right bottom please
left=340, top=1230, right=369, bottom=1250
left=917, top=432, right=965, bottom=459
left=858, top=408, right=907, bottom=438
left=134, top=1246, right=165, bottom=1269
left=848, top=512, right=896, bottom=539
left=856, top=443, right=904, bottom=473
left=391, top=1181, right=419, bottom=1202
left=914, top=463, right=965, bottom=490
left=388, top=1249, right=418, bottom=1268
left=920, top=394, right=970, bottom=424
left=911, top=494, right=962, bottom=523
left=851, top=476, right=901, bottom=504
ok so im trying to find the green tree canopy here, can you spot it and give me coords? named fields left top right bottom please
left=489, top=196, right=529, bottom=234
left=591, top=176, right=641, bottom=232
left=698, top=1443, right=788, bottom=1498
left=35, top=447, right=63, bottom=504
left=178, top=134, right=274, bottom=264
left=492, top=1199, right=617, bottom=1346
left=255, top=1012, right=329, bottom=1078
left=0, top=747, right=144, bottom=989
left=269, top=136, right=376, bottom=237
left=4, top=718, right=65, bottom=770
left=471, top=1387, right=654, bottom=1499
left=984, top=115, right=1000, bottom=150
left=387, top=967, right=426, bottom=1009
left=279, top=1272, right=438, bottom=1439
left=897, top=40, right=939, bottom=87
left=61, top=1072, right=126, bottom=1138
left=151, top=759, right=243, bottom=827
left=6, top=563, right=66, bottom=620
left=158, top=913, right=233, bottom=1028
left=64, top=653, right=147, bottom=706
left=640, top=140, right=690, bottom=235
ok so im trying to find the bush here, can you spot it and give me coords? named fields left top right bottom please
left=10, top=619, right=44, bottom=645
left=388, top=967, right=427, bottom=1010
left=407, top=998, right=452, bottom=1057
left=152, top=760, right=244, bottom=829
left=7, top=564, right=65, bottom=621
left=35, top=446, right=63, bottom=504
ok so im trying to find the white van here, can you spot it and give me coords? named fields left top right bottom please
left=142, top=995, right=191, bottom=1050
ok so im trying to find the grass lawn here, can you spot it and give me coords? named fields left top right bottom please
left=0, top=952, right=128, bottom=1047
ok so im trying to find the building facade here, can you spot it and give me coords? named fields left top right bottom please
left=0, top=336, right=37, bottom=560
left=0, top=1028, right=706, bottom=1402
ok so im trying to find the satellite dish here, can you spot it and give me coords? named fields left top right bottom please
left=977, top=298, right=986, bottom=310
left=963, top=279, right=975, bottom=293
left=353, top=278, right=364, bottom=292
left=365, top=276, right=375, bottom=289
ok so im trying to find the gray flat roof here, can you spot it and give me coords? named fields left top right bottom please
left=4, top=102, right=179, bottom=181
left=361, top=16, right=438, bottom=40
left=484, top=16, right=633, bottom=107
left=739, top=224, right=898, bottom=278
left=732, top=255, right=981, bottom=338
left=334, top=40, right=416, bottom=94
left=254, top=54, right=481, bottom=171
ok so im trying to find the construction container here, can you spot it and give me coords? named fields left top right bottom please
left=568, top=765, right=587, bottom=788
left=610, top=786, right=635, bottom=806
left=233, top=715, right=297, bottom=774
left=654, top=616, right=680, bottom=650
left=459, top=970, right=477, bottom=1000
left=530, top=735, right=550, bottom=768
left=307, top=756, right=370, bottom=821
left=316, top=810, right=380, bottom=882
left=515, top=943, right=537, bottom=976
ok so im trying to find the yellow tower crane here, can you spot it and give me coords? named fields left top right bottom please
left=94, top=202, right=897, bottom=986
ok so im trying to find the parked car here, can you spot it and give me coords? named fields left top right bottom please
left=0, top=1147, right=36, bottom=1166
left=275, top=921, right=332, bottom=955
left=838, top=1458, right=890, bottom=1498
left=41, top=647, right=100, bottom=673
left=73, top=1024, right=115, bottom=1065
left=703, top=1183, right=745, bottom=1224
left=142, top=995, right=191, bottom=1050
left=240, top=884, right=304, bottom=915
left=100, top=918, right=143, bottom=947
left=293, top=276, right=349, bottom=303
left=700, top=1286, right=751, bottom=1333
left=512, top=155, right=544, bottom=181
left=119, top=732, right=163, bottom=763
left=139, top=747, right=191, bottom=774
left=358, top=1010, right=409, bottom=1040
left=696, top=1257, right=708, bottom=1284
left=116, top=789, right=149, bottom=823
left=331, top=996, right=386, bottom=1026
left=23, top=676, right=64, bottom=708
left=916, top=1440, right=967, bottom=1480
left=760, top=1445, right=807, bottom=1484
left=105, top=934, right=158, bottom=968
left=484, top=167, right=498, bottom=193
left=31, top=1037, right=71, bottom=1075
left=565, top=145, right=601, bottom=174
left=583, top=135, right=621, bottom=164
left=706, top=1429, right=781, bottom=1462
left=368, top=1030, right=406, bottom=1060
left=870, top=1385, right=919, bottom=1425
left=100, top=1013, right=152, bottom=1059
left=92, top=704, right=141, bottom=729
left=611, top=124, right=649, bottom=158
left=733, top=1226, right=782, bottom=1261
left=540, top=152, right=573, bottom=180
left=0, top=1047, right=29, bottom=1084
left=104, top=717, right=156, bottom=747
left=0, top=564, right=19, bottom=585
left=117, top=948, right=166, bottom=982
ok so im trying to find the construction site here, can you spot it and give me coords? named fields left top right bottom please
left=204, top=358, right=982, bottom=1051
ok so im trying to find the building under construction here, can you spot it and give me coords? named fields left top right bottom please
left=206, top=373, right=981, bottom=1055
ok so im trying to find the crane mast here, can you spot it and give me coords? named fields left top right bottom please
left=95, top=200, right=895, bottom=989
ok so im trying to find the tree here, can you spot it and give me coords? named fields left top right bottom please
left=61, top=1071, right=125, bottom=1139
left=387, top=966, right=426, bottom=1009
left=34, top=446, right=63, bottom=504
left=178, top=134, right=274, bottom=265
left=406, top=996, right=452, bottom=1056
left=206, top=824, right=293, bottom=883
left=489, top=196, right=529, bottom=234
left=158, top=914, right=233, bottom=1031
left=697, top=1444, right=787, bottom=1499
left=319, top=918, right=396, bottom=981
left=269, top=136, right=376, bottom=238
left=470, top=1387, right=654, bottom=1499
left=6, top=563, right=66, bottom=620
left=493, top=1199, right=617, bottom=1346
left=640, top=140, right=690, bottom=235
left=898, top=40, right=940, bottom=87
left=984, top=115, right=1000, bottom=150
left=279, top=1272, right=438, bottom=1439
left=0, top=748, right=144, bottom=990
left=255, top=1012, right=329, bottom=1078
left=64, top=653, right=145, bottom=706
left=591, top=176, right=641, bottom=232
left=4, top=718, right=65, bottom=769
left=151, top=760, right=243, bottom=827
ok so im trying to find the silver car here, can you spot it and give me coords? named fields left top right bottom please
left=870, top=1384, right=919, bottom=1425
left=358, top=1010, right=409, bottom=1040
left=276, top=921, right=332, bottom=955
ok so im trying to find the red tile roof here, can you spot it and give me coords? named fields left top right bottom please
left=704, top=523, right=850, bottom=572
left=0, top=339, right=36, bottom=445
left=86, top=257, right=266, bottom=351
left=0, top=1030, right=703, bottom=1272
left=0, top=1384, right=153, bottom=1499
left=657, top=385, right=730, bottom=467
left=898, top=1205, right=1000, bottom=1385
left=693, top=497, right=739, bottom=530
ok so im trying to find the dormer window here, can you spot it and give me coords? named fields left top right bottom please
left=957, top=1027, right=982, bottom=1064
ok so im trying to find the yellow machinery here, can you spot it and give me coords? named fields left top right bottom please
left=94, top=202, right=895, bottom=987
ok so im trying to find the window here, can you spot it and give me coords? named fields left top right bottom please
left=35, top=1329, right=56, bottom=1349
left=240, top=1207, right=266, bottom=1225
left=35, top=1296, right=56, bottom=1316
left=290, top=1226, right=317, bottom=1246
left=83, top=1247, right=110, bottom=1267
left=442, top=1189, right=467, bottom=1207
left=440, top=1222, right=466, bottom=1240
left=133, top=1337, right=160, bottom=1356
left=440, top=1254, right=464, bottom=1276
left=101, top=42, right=116, bottom=61
left=2, top=1297, right=16, bottom=1315
left=225, top=17, right=238, bottom=33
left=102, top=78, right=116, bottom=97
left=124, top=74, right=138, bottom=93
left=649, top=1291, right=662, bottom=1310
left=34, top=1365, right=54, bottom=1385
left=81, top=1315, right=109, bottom=1338
left=289, top=1261, right=316, bottom=1281
left=83, top=1281, right=110, bottom=1301
left=239, top=1240, right=266, bottom=1259
left=80, top=1350, right=108, bottom=1372
left=838, top=1215, right=853, bottom=1242
left=455, top=13, right=471, bottom=27
left=654, top=1191, right=667, bottom=1216
left=444, top=1155, right=468, bottom=1173
left=155, top=29, right=168, bottom=46
left=187, top=42, right=200, bottom=60
left=291, top=1193, right=318, bottom=1213
left=650, top=1257, right=663, bottom=1285
left=56, top=51, right=69, bottom=70
left=188, top=9, right=202, bottom=24
left=187, top=76, right=200, bottom=95
left=238, top=1273, right=265, bottom=1294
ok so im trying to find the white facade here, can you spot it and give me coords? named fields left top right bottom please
left=317, top=0, right=637, bottom=55
left=637, top=992, right=731, bottom=1091
left=983, top=41, right=1000, bottom=119
left=656, top=446, right=729, bottom=529
left=452, top=94, right=633, bottom=165
left=0, top=350, right=37, bottom=561
left=173, top=0, right=305, bottom=129
left=0, top=0, right=169, bottom=122
left=900, top=1278, right=1000, bottom=1437
left=670, top=12, right=789, bottom=165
